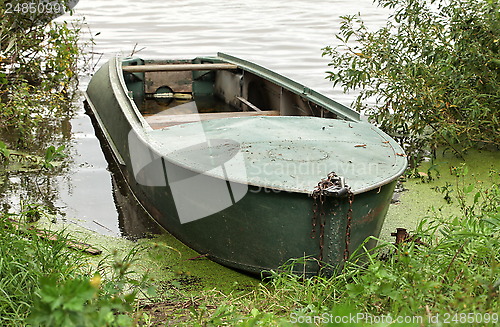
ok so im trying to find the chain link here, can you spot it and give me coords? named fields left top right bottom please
left=311, top=198, right=318, bottom=239
left=343, top=191, right=354, bottom=261
left=319, top=196, right=325, bottom=262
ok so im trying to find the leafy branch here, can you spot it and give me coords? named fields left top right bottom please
left=323, top=0, right=500, bottom=162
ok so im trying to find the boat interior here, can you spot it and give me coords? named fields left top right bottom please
left=121, top=58, right=339, bottom=129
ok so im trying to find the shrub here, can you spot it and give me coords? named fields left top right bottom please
left=0, top=1, right=80, bottom=147
left=322, top=0, right=500, bottom=163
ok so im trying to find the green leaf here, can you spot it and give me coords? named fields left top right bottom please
left=346, top=283, right=365, bottom=297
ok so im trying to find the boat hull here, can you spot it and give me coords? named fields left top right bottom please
left=127, top=165, right=396, bottom=274
left=85, top=57, right=403, bottom=275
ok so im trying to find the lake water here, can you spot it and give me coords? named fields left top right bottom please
left=3, top=0, right=392, bottom=237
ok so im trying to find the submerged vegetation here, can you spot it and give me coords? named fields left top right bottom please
left=322, top=0, right=500, bottom=164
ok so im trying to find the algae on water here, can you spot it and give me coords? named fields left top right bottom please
left=382, top=148, right=500, bottom=241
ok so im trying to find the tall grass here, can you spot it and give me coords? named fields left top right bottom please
left=0, top=218, right=81, bottom=325
left=0, top=213, right=146, bottom=326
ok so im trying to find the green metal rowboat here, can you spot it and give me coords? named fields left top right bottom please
left=84, top=53, right=407, bottom=275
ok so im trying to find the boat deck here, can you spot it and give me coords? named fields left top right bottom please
left=147, top=116, right=407, bottom=194
left=124, top=58, right=345, bottom=131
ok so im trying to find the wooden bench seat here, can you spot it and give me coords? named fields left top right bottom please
left=145, top=110, right=280, bottom=129
left=123, top=63, right=238, bottom=73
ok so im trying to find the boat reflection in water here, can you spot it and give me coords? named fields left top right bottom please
left=112, top=169, right=164, bottom=240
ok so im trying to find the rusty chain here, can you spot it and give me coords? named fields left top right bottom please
left=311, top=197, right=318, bottom=239
left=311, top=172, right=353, bottom=264
left=319, top=195, right=326, bottom=262
left=344, top=191, right=354, bottom=261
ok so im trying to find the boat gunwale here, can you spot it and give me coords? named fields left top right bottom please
left=214, top=52, right=361, bottom=122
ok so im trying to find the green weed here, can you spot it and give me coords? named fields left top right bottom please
left=42, top=145, right=66, bottom=170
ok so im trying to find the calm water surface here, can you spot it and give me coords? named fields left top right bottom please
left=4, top=0, right=391, bottom=236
